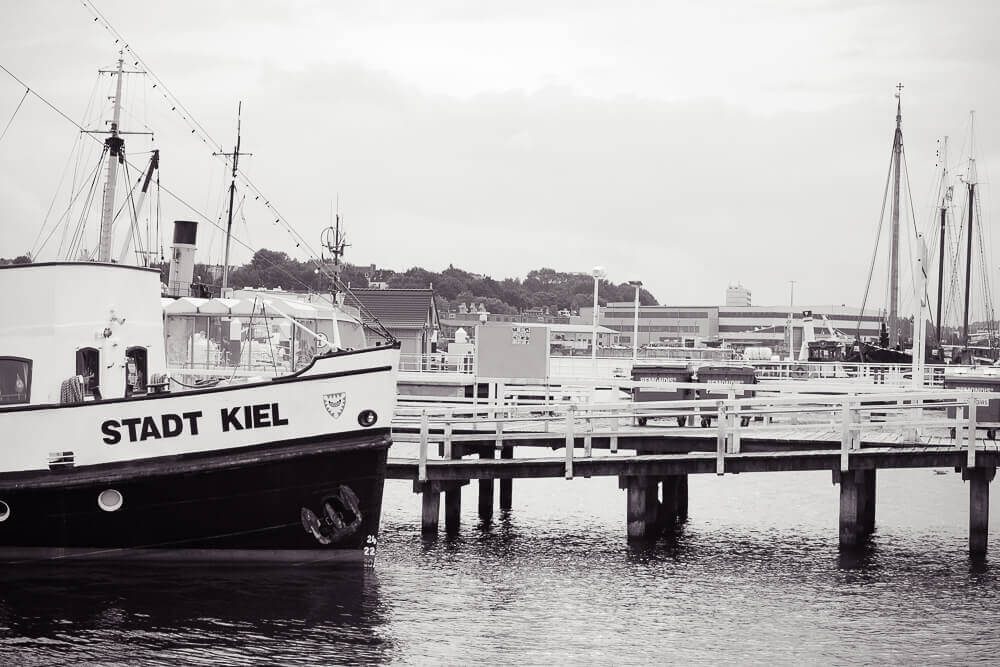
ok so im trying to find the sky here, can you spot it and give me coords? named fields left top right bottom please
left=0, top=0, right=997, bottom=316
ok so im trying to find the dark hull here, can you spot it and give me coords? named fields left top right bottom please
left=0, top=429, right=390, bottom=564
left=845, top=342, right=912, bottom=364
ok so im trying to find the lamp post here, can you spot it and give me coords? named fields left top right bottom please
left=787, top=279, right=796, bottom=361
left=628, top=280, right=643, bottom=364
left=591, top=266, right=606, bottom=375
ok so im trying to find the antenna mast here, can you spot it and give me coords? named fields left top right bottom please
left=214, top=102, right=252, bottom=295
left=321, top=197, right=349, bottom=289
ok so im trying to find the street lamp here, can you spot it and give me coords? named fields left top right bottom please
left=628, top=280, right=643, bottom=364
left=591, top=266, right=606, bottom=374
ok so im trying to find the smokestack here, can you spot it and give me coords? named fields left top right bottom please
left=168, top=220, right=198, bottom=297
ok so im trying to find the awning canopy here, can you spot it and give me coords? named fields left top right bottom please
left=161, top=295, right=358, bottom=324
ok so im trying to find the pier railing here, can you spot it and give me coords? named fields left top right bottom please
left=393, top=386, right=986, bottom=483
left=400, top=351, right=974, bottom=387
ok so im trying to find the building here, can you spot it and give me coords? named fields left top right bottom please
left=583, top=304, right=718, bottom=347
left=343, top=288, right=440, bottom=355
left=548, top=323, right=620, bottom=354
left=594, top=302, right=882, bottom=354
left=439, top=310, right=570, bottom=341
left=726, top=284, right=752, bottom=307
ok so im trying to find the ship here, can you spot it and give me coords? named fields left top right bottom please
left=0, top=55, right=400, bottom=564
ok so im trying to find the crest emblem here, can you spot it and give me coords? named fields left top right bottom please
left=322, top=392, right=346, bottom=418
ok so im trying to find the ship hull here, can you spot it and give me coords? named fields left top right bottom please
left=0, top=430, right=389, bottom=563
left=0, top=345, right=400, bottom=564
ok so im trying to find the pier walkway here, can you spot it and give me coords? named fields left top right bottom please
left=387, top=381, right=998, bottom=554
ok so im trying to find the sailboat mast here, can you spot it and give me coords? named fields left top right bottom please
left=935, top=137, right=949, bottom=347
left=887, top=85, right=904, bottom=348
left=97, top=55, right=125, bottom=263
left=963, top=179, right=976, bottom=350
left=962, top=113, right=978, bottom=353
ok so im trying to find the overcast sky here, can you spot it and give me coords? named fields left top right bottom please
left=0, top=0, right=997, bottom=314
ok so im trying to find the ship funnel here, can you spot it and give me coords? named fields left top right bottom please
left=167, top=220, right=198, bottom=297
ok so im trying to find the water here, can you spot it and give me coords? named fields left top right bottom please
left=2, top=467, right=999, bottom=665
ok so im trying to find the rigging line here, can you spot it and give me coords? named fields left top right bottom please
left=65, top=151, right=106, bottom=259
left=46, top=149, right=105, bottom=258
left=80, top=0, right=221, bottom=149
left=856, top=142, right=896, bottom=340
left=0, top=87, right=29, bottom=145
left=901, top=147, right=935, bottom=318
left=0, top=62, right=90, bottom=133
left=31, top=132, right=85, bottom=257
left=121, top=152, right=147, bottom=264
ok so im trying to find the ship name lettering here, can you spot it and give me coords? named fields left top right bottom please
left=101, top=411, right=203, bottom=445
left=220, top=402, right=289, bottom=432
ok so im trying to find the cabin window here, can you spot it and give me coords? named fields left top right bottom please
left=126, top=347, right=148, bottom=396
left=0, top=357, right=31, bottom=405
left=76, top=347, right=100, bottom=398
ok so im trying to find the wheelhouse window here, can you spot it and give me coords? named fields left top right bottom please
left=0, top=357, right=31, bottom=405
left=126, top=347, right=148, bottom=396
left=76, top=347, right=100, bottom=398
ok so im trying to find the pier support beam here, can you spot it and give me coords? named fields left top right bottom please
left=836, top=469, right=876, bottom=548
left=445, top=483, right=461, bottom=533
left=499, top=446, right=513, bottom=511
left=478, top=448, right=495, bottom=525
left=418, top=482, right=441, bottom=535
left=658, top=475, right=689, bottom=526
left=964, top=466, right=996, bottom=555
left=621, top=475, right=658, bottom=541
left=860, top=469, right=876, bottom=535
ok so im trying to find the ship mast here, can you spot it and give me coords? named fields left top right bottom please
left=94, top=54, right=147, bottom=262
left=214, top=102, right=251, bottom=295
left=887, top=83, right=904, bottom=348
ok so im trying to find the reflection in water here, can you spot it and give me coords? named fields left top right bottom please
left=0, top=564, right=392, bottom=665
left=4, top=469, right=1000, bottom=663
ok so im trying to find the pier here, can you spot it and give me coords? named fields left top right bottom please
left=389, top=380, right=998, bottom=554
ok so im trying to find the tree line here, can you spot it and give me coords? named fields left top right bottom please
left=176, top=249, right=659, bottom=314
left=1, top=250, right=659, bottom=314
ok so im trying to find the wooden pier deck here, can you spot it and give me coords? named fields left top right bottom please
left=386, top=385, right=999, bottom=554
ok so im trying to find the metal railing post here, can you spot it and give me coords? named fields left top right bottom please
left=840, top=399, right=851, bottom=472
left=419, top=409, right=429, bottom=482
left=565, top=405, right=575, bottom=479
left=716, top=401, right=727, bottom=474
left=967, top=396, right=978, bottom=468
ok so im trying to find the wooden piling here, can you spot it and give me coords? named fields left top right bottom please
left=445, top=482, right=461, bottom=533
left=419, top=482, right=440, bottom=535
left=625, top=476, right=657, bottom=540
left=965, top=466, right=996, bottom=554
left=499, top=446, right=513, bottom=510
left=479, top=448, right=495, bottom=524
left=838, top=470, right=864, bottom=548
left=672, top=474, right=689, bottom=522
left=860, top=469, right=876, bottom=534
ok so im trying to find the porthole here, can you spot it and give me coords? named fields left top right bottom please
left=0, top=500, right=9, bottom=522
left=358, top=410, right=378, bottom=427
left=98, top=489, right=124, bottom=512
